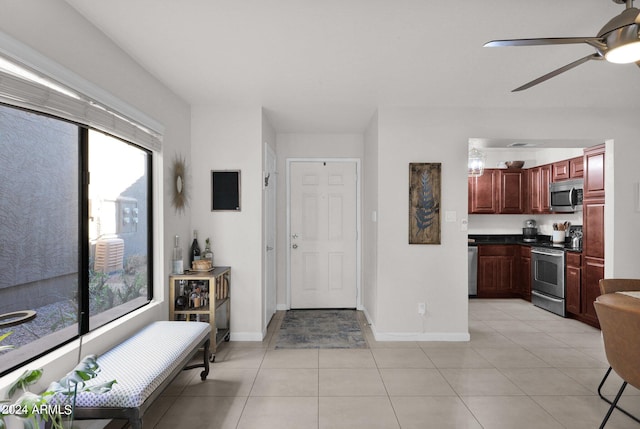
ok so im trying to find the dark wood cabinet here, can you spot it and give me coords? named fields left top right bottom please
left=583, top=202, right=605, bottom=259
left=477, top=245, right=517, bottom=298
left=552, top=160, right=570, bottom=181
left=518, top=245, right=531, bottom=301
left=469, top=169, right=526, bottom=214
left=579, top=143, right=605, bottom=328
left=569, top=156, right=584, bottom=178
left=565, top=252, right=582, bottom=316
left=584, top=144, right=605, bottom=199
left=529, top=164, right=551, bottom=214
left=582, top=256, right=604, bottom=327
left=469, top=169, right=498, bottom=214
left=498, top=170, right=527, bottom=214
left=552, top=157, right=583, bottom=181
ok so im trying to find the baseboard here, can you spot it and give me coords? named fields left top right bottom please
left=360, top=308, right=469, bottom=342
left=276, top=303, right=288, bottom=311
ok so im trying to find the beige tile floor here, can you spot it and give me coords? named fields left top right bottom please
left=140, top=299, right=640, bottom=428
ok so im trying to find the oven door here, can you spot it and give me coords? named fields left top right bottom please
left=531, top=248, right=565, bottom=298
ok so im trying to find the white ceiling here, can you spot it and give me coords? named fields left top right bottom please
left=63, top=0, right=640, bottom=133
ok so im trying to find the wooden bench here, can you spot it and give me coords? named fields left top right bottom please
left=70, top=321, right=211, bottom=429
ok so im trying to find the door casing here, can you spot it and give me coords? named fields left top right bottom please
left=285, top=157, right=361, bottom=310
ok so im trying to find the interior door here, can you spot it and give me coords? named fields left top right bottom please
left=289, top=161, right=357, bottom=308
left=264, top=144, right=277, bottom=328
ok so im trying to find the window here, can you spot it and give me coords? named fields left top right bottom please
left=0, top=104, right=152, bottom=375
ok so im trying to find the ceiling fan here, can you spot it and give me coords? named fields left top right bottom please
left=484, top=0, right=640, bottom=91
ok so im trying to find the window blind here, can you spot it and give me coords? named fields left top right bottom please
left=0, top=32, right=163, bottom=152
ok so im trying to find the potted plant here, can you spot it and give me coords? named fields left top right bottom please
left=1, top=334, right=116, bottom=429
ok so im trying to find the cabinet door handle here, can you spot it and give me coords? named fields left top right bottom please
left=292, top=244, right=298, bottom=249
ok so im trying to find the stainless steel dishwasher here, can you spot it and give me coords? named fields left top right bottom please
left=468, top=246, right=478, bottom=296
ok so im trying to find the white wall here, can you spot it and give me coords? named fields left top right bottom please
left=191, top=106, right=264, bottom=340
left=367, top=106, right=640, bottom=339
left=363, top=113, right=379, bottom=325
left=0, top=0, right=191, bottom=393
left=275, top=134, right=364, bottom=309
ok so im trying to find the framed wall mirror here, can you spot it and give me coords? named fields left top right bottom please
left=211, top=170, right=241, bottom=211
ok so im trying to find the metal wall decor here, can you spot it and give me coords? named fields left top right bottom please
left=409, top=163, right=441, bottom=244
left=170, top=154, right=189, bottom=213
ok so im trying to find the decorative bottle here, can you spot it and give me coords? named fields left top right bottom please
left=172, top=235, right=183, bottom=274
left=190, top=230, right=201, bottom=269
left=203, top=237, right=213, bottom=263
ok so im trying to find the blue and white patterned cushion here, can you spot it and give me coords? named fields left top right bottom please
left=72, top=321, right=210, bottom=408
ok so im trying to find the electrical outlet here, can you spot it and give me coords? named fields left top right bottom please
left=418, top=302, right=426, bottom=315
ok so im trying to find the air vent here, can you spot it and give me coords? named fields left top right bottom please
left=507, top=142, right=536, bottom=148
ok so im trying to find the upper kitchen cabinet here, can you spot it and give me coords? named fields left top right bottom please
left=529, top=164, right=551, bottom=214
left=469, top=169, right=498, bottom=214
left=499, top=169, right=527, bottom=214
left=552, top=156, right=584, bottom=182
left=584, top=144, right=605, bottom=199
left=569, top=156, right=584, bottom=178
left=469, top=169, right=527, bottom=214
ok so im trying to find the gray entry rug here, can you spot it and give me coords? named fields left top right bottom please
left=275, top=309, right=368, bottom=349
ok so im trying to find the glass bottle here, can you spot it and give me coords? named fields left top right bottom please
left=190, top=229, right=201, bottom=269
left=172, top=235, right=183, bottom=274
left=203, top=237, right=213, bottom=263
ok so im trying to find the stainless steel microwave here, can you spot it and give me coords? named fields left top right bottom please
left=549, top=179, right=583, bottom=212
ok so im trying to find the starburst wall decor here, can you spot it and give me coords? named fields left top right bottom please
left=170, top=153, right=189, bottom=213
left=409, top=163, right=441, bottom=244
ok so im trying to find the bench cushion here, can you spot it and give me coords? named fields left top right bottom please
left=73, top=321, right=210, bottom=408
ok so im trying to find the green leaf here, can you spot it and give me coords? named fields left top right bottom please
left=83, top=379, right=117, bottom=394
left=7, top=369, right=43, bottom=397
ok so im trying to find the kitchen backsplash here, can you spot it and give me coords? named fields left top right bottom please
left=468, top=213, right=583, bottom=236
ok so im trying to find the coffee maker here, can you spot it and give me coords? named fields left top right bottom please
left=522, top=219, right=538, bottom=242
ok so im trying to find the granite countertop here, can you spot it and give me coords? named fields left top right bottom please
left=468, top=234, right=582, bottom=253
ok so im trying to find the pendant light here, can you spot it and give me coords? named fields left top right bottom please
left=468, top=147, right=486, bottom=177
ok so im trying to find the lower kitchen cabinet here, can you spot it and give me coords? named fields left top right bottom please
left=582, top=256, right=604, bottom=328
left=518, top=245, right=531, bottom=301
left=477, top=245, right=517, bottom=298
left=565, top=252, right=582, bottom=316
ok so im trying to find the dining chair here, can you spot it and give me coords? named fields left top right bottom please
left=594, top=294, right=640, bottom=428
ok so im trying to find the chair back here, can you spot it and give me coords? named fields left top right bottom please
left=599, top=278, right=640, bottom=295
left=594, top=299, right=640, bottom=390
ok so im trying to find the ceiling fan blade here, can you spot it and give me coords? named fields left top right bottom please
left=512, top=53, right=602, bottom=92
left=484, top=37, right=602, bottom=47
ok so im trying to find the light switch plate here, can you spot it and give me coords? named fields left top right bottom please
left=445, top=211, right=457, bottom=222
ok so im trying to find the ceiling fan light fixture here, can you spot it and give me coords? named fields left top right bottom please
left=604, top=24, right=640, bottom=63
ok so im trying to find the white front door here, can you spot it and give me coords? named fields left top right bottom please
left=289, top=161, right=357, bottom=308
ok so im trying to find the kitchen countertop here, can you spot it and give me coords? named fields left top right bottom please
left=468, top=234, right=582, bottom=253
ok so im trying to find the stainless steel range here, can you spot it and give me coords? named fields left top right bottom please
left=531, top=247, right=566, bottom=317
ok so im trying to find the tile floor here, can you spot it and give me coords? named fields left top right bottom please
left=140, top=299, right=640, bottom=428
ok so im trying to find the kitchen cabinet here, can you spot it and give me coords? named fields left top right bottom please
left=569, top=156, right=584, bottom=178
left=477, top=245, right=517, bottom=298
left=565, top=252, right=582, bottom=315
left=552, top=157, right=583, bottom=181
left=583, top=202, right=605, bottom=259
left=579, top=143, right=605, bottom=328
left=584, top=144, right=605, bottom=199
left=529, top=164, right=551, bottom=214
left=582, top=257, right=604, bottom=327
left=499, top=170, right=527, bottom=214
left=518, top=245, right=531, bottom=301
left=552, top=160, right=570, bottom=181
left=469, top=169, right=526, bottom=214
left=468, top=169, right=498, bottom=213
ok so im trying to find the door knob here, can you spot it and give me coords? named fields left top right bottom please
left=292, top=244, right=298, bottom=249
